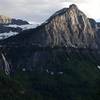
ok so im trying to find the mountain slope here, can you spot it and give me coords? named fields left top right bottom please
left=0, top=47, right=100, bottom=100
left=0, top=4, right=98, bottom=49
left=0, top=15, right=36, bottom=40
left=0, top=4, right=100, bottom=100
left=0, top=15, right=29, bottom=25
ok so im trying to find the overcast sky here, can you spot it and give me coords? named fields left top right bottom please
left=0, top=0, right=100, bottom=24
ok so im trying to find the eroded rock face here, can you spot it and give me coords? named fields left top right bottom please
left=44, top=4, right=97, bottom=48
left=0, top=15, right=29, bottom=25
left=0, top=15, right=11, bottom=24
left=0, top=4, right=97, bottom=49
left=1, top=4, right=97, bottom=48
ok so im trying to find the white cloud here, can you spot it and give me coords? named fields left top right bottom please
left=0, top=0, right=66, bottom=23
left=0, top=0, right=100, bottom=23
left=65, top=0, right=100, bottom=20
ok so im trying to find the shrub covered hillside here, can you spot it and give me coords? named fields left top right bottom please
left=0, top=48, right=100, bottom=100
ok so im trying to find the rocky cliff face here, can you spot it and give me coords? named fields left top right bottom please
left=0, top=15, right=11, bottom=24
left=0, top=15, right=29, bottom=25
left=0, top=4, right=97, bottom=49
left=0, top=4, right=100, bottom=73
left=44, top=4, right=97, bottom=48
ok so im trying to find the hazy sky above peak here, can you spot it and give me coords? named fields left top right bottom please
left=0, top=0, right=100, bottom=24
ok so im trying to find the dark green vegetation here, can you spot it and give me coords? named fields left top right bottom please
left=0, top=48, right=100, bottom=100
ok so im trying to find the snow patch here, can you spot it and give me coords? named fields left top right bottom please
left=58, top=72, right=63, bottom=75
left=5, top=24, right=38, bottom=30
left=0, top=31, right=18, bottom=39
left=97, top=65, right=100, bottom=69
left=22, top=68, right=26, bottom=72
left=50, top=72, right=54, bottom=75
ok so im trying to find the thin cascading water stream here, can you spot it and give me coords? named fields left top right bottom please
left=1, top=53, right=10, bottom=75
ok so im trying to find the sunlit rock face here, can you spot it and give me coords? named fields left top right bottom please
left=0, top=15, right=29, bottom=25
left=96, top=22, right=100, bottom=48
left=0, top=4, right=97, bottom=49
left=0, top=15, right=11, bottom=24
left=44, top=4, right=97, bottom=48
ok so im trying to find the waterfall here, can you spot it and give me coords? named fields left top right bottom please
left=1, top=53, right=10, bottom=75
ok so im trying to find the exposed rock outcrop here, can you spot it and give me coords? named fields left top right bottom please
left=44, top=4, right=97, bottom=48
left=0, top=4, right=97, bottom=49
left=0, top=15, right=11, bottom=24
left=0, top=15, right=29, bottom=25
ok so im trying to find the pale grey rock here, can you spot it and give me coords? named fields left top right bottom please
left=44, top=4, right=97, bottom=48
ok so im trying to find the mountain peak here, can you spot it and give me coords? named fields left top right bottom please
left=0, top=15, right=11, bottom=24
left=0, top=15, right=29, bottom=25
left=0, top=15, right=11, bottom=19
left=44, top=4, right=80, bottom=25
left=68, top=4, right=78, bottom=14
left=69, top=4, right=78, bottom=9
left=0, top=4, right=98, bottom=49
left=42, top=4, right=97, bottom=48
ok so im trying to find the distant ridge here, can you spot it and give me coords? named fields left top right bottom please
left=0, top=15, right=29, bottom=25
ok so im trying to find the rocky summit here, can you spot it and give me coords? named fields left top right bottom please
left=0, top=4, right=98, bottom=49
left=0, top=15, right=11, bottom=24
left=44, top=4, right=97, bottom=48
left=0, top=15, right=29, bottom=25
